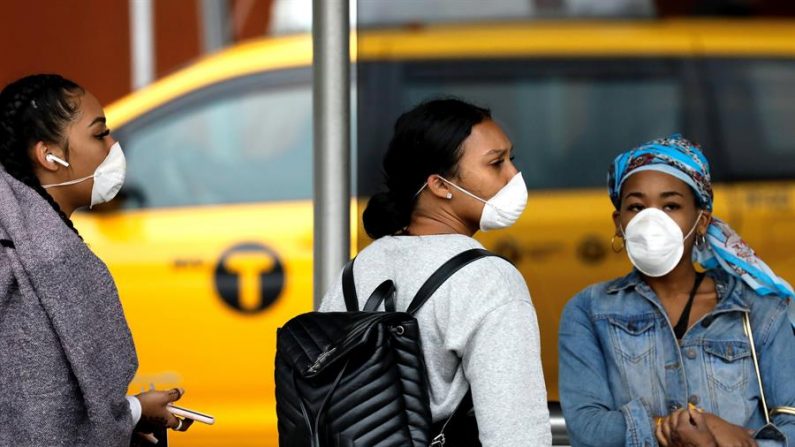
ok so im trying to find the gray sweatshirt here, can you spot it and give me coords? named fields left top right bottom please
left=320, top=234, right=551, bottom=446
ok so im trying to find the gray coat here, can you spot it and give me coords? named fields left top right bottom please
left=0, top=169, right=138, bottom=446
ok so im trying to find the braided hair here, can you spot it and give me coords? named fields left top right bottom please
left=0, top=74, right=85, bottom=235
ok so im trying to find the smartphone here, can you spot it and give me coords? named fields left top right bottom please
left=167, top=404, right=215, bottom=425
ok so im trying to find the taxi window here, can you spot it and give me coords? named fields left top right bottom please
left=708, top=59, right=795, bottom=181
left=357, top=59, right=698, bottom=194
left=115, top=71, right=312, bottom=209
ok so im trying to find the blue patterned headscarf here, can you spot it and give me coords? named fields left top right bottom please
left=608, top=134, right=795, bottom=301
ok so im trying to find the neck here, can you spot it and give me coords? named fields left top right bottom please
left=43, top=187, right=77, bottom=218
left=406, top=210, right=477, bottom=237
left=641, top=255, right=699, bottom=301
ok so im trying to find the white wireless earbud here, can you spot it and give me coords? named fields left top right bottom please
left=45, top=153, right=70, bottom=167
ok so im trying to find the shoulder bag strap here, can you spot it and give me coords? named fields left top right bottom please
left=342, top=258, right=359, bottom=311
left=744, top=311, right=771, bottom=424
left=363, top=280, right=397, bottom=312
left=407, top=248, right=498, bottom=316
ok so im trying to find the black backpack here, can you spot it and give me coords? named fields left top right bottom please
left=275, top=248, right=495, bottom=446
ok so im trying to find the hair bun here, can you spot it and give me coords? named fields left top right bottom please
left=363, top=191, right=410, bottom=239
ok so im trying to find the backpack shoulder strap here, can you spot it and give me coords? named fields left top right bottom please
left=343, top=257, right=397, bottom=312
left=342, top=257, right=359, bottom=311
left=406, top=248, right=497, bottom=315
left=363, top=280, right=396, bottom=312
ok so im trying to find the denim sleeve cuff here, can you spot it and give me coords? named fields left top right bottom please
left=754, top=423, right=786, bottom=447
left=621, top=399, right=656, bottom=447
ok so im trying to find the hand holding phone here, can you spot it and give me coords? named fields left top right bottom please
left=167, top=404, right=215, bottom=425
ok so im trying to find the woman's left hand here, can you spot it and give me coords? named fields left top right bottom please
left=656, top=407, right=717, bottom=447
left=136, top=388, right=193, bottom=432
left=701, top=412, right=757, bottom=447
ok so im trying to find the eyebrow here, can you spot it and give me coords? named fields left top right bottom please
left=623, top=190, right=685, bottom=201
left=483, top=146, right=512, bottom=157
left=88, top=116, right=106, bottom=127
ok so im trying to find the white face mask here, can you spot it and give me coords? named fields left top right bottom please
left=621, top=207, right=702, bottom=277
left=438, top=172, right=528, bottom=231
left=42, top=142, right=127, bottom=209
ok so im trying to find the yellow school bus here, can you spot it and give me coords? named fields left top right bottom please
left=73, top=19, right=795, bottom=446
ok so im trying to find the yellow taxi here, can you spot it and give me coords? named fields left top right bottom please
left=73, top=19, right=795, bottom=446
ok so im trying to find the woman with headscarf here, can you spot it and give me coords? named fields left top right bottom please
left=559, top=134, right=795, bottom=447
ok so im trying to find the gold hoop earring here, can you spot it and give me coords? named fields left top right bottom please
left=611, top=235, right=624, bottom=253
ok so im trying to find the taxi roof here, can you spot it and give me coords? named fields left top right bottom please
left=106, top=19, right=795, bottom=128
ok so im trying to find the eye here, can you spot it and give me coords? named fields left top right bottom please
left=663, top=202, right=681, bottom=211
left=95, top=129, right=111, bottom=140
left=491, top=154, right=514, bottom=168
left=626, top=203, right=644, bottom=212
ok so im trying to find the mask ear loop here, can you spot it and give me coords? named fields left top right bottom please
left=612, top=210, right=627, bottom=253
left=684, top=210, right=704, bottom=241
left=42, top=174, right=94, bottom=189
left=416, top=175, right=484, bottom=203
left=436, top=176, right=487, bottom=204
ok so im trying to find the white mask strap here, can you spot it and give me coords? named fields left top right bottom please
left=42, top=174, right=94, bottom=189
left=684, top=211, right=704, bottom=240
left=414, top=176, right=486, bottom=204
left=436, top=176, right=487, bottom=204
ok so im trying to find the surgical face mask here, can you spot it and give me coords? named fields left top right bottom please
left=42, top=142, right=126, bottom=209
left=621, top=207, right=702, bottom=277
left=438, top=172, right=528, bottom=231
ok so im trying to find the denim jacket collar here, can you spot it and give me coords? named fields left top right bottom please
left=605, top=268, right=751, bottom=313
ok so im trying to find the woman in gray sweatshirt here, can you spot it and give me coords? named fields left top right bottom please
left=320, top=99, right=552, bottom=446
left=0, top=74, right=187, bottom=446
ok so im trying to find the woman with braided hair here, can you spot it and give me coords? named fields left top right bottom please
left=0, top=74, right=189, bottom=446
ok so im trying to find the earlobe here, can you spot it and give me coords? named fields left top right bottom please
left=426, top=174, right=452, bottom=200
left=612, top=210, right=622, bottom=235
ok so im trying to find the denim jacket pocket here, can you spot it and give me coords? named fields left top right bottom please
left=704, top=340, right=751, bottom=391
left=607, top=315, right=656, bottom=363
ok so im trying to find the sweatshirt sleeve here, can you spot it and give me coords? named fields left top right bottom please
left=126, top=396, right=142, bottom=426
left=458, top=265, right=552, bottom=446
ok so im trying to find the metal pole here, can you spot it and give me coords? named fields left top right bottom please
left=129, top=0, right=155, bottom=90
left=313, top=0, right=350, bottom=308
left=200, top=0, right=231, bottom=53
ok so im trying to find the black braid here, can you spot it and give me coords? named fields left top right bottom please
left=0, top=74, right=85, bottom=236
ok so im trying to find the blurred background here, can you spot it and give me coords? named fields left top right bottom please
left=3, top=1, right=795, bottom=445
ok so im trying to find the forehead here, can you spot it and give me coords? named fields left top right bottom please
left=621, top=170, right=693, bottom=197
left=461, top=120, right=510, bottom=154
left=72, top=92, right=103, bottom=126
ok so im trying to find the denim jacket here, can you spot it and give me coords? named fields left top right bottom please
left=559, top=269, right=795, bottom=447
